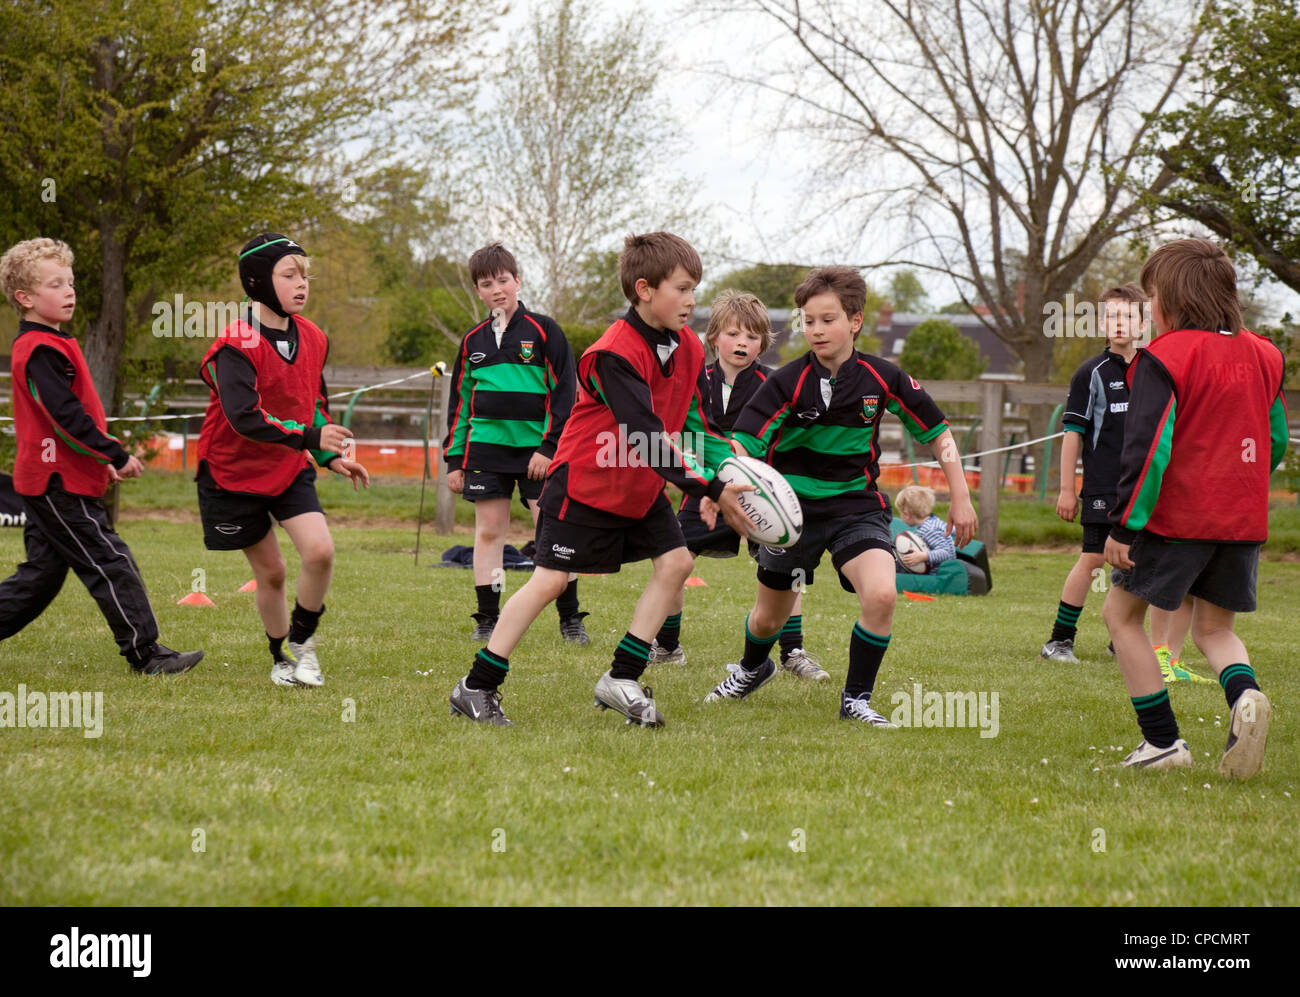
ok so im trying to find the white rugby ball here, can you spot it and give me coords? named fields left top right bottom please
left=715, top=455, right=803, bottom=548
left=894, top=530, right=930, bottom=573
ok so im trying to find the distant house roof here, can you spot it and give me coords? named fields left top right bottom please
left=876, top=310, right=1022, bottom=379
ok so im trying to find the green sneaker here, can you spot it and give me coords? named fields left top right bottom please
left=1155, top=646, right=1183, bottom=683
left=1172, top=659, right=1216, bottom=685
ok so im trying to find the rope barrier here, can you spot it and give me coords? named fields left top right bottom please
left=882, top=431, right=1066, bottom=469
left=0, top=362, right=448, bottom=424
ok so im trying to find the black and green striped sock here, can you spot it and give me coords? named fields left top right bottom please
left=656, top=613, right=682, bottom=652
left=1131, top=688, right=1179, bottom=748
left=1219, top=663, right=1260, bottom=709
left=740, top=614, right=779, bottom=671
left=1050, top=601, right=1083, bottom=643
left=611, top=632, right=652, bottom=681
left=845, top=624, right=890, bottom=700
left=778, top=614, right=804, bottom=662
left=466, top=647, right=509, bottom=691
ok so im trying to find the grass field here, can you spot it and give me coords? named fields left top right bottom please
left=0, top=477, right=1297, bottom=905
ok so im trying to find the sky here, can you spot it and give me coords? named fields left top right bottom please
left=488, top=0, right=1300, bottom=321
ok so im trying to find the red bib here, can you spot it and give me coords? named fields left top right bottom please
left=197, top=317, right=328, bottom=495
left=10, top=331, right=112, bottom=497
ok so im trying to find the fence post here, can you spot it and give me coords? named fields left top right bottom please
left=434, top=375, right=455, bottom=533
left=978, top=380, right=1003, bottom=553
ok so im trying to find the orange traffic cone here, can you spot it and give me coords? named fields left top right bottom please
left=903, top=591, right=936, bottom=602
left=177, top=592, right=215, bottom=607
left=238, top=579, right=257, bottom=592
left=684, top=577, right=708, bottom=588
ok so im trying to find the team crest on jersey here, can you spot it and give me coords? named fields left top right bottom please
left=861, top=395, right=880, bottom=421
left=520, top=341, right=535, bottom=360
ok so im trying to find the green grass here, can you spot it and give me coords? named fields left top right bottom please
left=1, top=519, right=1297, bottom=905
left=110, top=470, right=1300, bottom=554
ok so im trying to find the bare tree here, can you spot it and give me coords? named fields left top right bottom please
left=475, top=0, right=698, bottom=322
left=717, top=0, right=1207, bottom=382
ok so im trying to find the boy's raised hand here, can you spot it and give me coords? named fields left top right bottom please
left=700, top=480, right=755, bottom=536
left=329, top=458, right=370, bottom=491
left=108, top=455, right=144, bottom=481
left=319, top=423, right=353, bottom=455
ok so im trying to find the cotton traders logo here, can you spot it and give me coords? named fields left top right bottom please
left=519, top=341, right=535, bottom=360
left=469, top=352, right=487, bottom=364
left=861, top=395, right=880, bottom=421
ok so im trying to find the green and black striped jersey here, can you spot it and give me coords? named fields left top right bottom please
left=732, top=350, right=948, bottom=517
left=443, top=303, right=577, bottom=474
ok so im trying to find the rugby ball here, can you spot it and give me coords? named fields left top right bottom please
left=894, top=530, right=930, bottom=573
left=715, top=456, right=803, bottom=548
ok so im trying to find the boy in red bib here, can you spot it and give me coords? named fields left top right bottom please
left=196, top=234, right=368, bottom=687
left=0, top=237, right=202, bottom=673
left=1102, top=239, right=1287, bottom=778
left=447, top=232, right=752, bottom=727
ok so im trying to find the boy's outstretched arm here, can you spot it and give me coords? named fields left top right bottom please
left=928, top=428, right=977, bottom=547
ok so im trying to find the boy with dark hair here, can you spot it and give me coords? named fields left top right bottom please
left=705, top=266, right=977, bottom=723
left=1042, top=283, right=1144, bottom=663
left=648, top=289, right=827, bottom=681
left=1102, top=238, right=1286, bottom=777
left=447, top=232, right=751, bottom=727
left=442, top=243, right=585, bottom=643
left=0, top=237, right=203, bottom=674
left=196, top=233, right=369, bottom=688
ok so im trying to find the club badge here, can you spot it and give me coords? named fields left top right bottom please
left=862, top=394, right=880, bottom=420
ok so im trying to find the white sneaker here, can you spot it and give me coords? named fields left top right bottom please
left=1120, top=738, right=1192, bottom=770
left=593, top=671, right=664, bottom=727
left=270, top=655, right=300, bottom=687
left=781, top=648, right=830, bottom=681
left=647, top=640, right=687, bottom=666
left=704, top=658, right=776, bottom=703
left=288, top=637, right=323, bottom=687
left=839, top=693, right=898, bottom=727
left=1220, top=690, right=1270, bottom=780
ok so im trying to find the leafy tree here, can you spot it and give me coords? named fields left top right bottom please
left=702, top=263, right=810, bottom=309
left=898, top=320, right=985, bottom=381
left=475, top=0, right=699, bottom=321
left=888, top=270, right=929, bottom=313
left=1149, top=0, right=1300, bottom=292
left=722, top=0, right=1209, bottom=383
left=0, top=0, right=482, bottom=407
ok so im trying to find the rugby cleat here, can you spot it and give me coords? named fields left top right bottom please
left=559, top=611, right=591, bottom=646
left=704, top=658, right=776, bottom=703
left=1220, top=689, right=1270, bottom=780
left=1120, top=738, right=1193, bottom=770
left=780, top=647, right=830, bottom=681
left=131, top=643, right=204, bottom=676
left=647, top=640, right=687, bottom=666
left=839, top=692, right=898, bottom=727
left=593, top=671, right=664, bottom=727
left=449, top=679, right=513, bottom=726
left=270, top=652, right=300, bottom=687
left=1040, top=639, right=1079, bottom=663
left=470, top=613, right=498, bottom=642
left=287, top=636, right=323, bottom=687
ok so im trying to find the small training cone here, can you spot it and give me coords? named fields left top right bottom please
left=177, top=592, right=215, bottom=607
left=684, top=577, right=708, bottom=588
left=238, top=579, right=257, bottom=592
left=903, top=591, right=936, bottom=602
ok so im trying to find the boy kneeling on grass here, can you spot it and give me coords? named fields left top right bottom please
left=1102, top=238, right=1287, bottom=777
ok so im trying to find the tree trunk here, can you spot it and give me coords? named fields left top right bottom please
left=83, top=221, right=128, bottom=414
